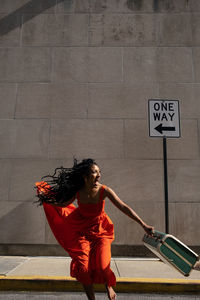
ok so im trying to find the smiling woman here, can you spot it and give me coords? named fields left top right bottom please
left=35, top=158, right=154, bottom=300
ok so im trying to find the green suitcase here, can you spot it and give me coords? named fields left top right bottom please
left=143, top=230, right=199, bottom=277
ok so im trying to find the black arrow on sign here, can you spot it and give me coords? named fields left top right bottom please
left=155, top=123, right=176, bottom=134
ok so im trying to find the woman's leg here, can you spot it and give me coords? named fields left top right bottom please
left=70, top=238, right=95, bottom=299
left=83, top=284, right=95, bottom=300
left=105, top=284, right=117, bottom=300
left=94, top=239, right=117, bottom=300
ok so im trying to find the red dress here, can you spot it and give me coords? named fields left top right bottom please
left=35, top=181, right=116, bottom=286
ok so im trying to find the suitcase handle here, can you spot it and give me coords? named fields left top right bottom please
left=152, top=232, right=164, bottom=244
left=144, top=232, right=164, bottom=244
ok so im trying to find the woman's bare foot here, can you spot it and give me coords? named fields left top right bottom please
left=105, top=285, right=117, bottom=300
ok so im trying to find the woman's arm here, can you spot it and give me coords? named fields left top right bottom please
left=105, top=186, right=154, bottom=235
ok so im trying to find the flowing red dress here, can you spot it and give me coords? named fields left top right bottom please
left=35, top=181, right=116, bottom=286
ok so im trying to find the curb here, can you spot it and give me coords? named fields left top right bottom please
left=1, top=276, right=200, bottom=294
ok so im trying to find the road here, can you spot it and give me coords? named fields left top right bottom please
left=0, top=293, right=199, bottom=300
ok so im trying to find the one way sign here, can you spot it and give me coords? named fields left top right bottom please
left=148, top=99, right=180, bottom=138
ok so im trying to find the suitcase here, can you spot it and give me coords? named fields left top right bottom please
left=143, top=230, right=199, bottom=277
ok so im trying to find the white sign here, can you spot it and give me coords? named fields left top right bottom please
left=148, top=99, right=180, bottom=138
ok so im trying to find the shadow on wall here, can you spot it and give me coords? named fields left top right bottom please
left=127, top=0, right=190, bottom=12
left=0, top=0, right=65, bottom=37
left=0, top=202, right=45, bottom=244
left=0, top=0, right=191, bottom=37
left=152, top=0, right=189, bottom=11
left=126, top=0, right=143, bottom=10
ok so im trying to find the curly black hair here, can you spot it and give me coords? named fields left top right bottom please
left=35, top=158, right=97, bottom=206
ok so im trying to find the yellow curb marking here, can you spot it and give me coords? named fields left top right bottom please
left=117, top=277, right=200, bottom=284
left=1, top=276, right=200, bottom=294
left=1, top=275, right=200, bottom=284
left=0, top=275, right=75, bottom=280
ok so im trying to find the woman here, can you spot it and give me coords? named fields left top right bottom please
left=35, top=158, right=154, bottom=300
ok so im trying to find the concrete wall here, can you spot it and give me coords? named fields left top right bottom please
left=0, top=0, right=200, bottom=255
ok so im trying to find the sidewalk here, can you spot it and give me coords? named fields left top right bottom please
left=0, top=256, right=200, bottom=294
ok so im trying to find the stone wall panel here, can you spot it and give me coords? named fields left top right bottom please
left=9, top=158, right=73, bottom=202
left=56, top=0, right=90, bottom=13
left=0, top=47, right=52, bottom=82
left=53, top=47, right=122, bottom=83
left=158, top=14, right=192, bottom=46
left=89, top=14, right=158, bottom=46
left=189, top=0, right=200, bottom=12
left=90, top=0, right=153, bottom=13
left=123, top=47, right=158, bottom=84
left=0, top=160, right=12, bottom=202
left=15, top=83, right=88, bottom=119
left=193, top=48, right=200, bottom=82
left=170, top=203, right=200, bottom=245
left=90, top=0, right=189, bottom=13
left=123, top=47, right=193, bottom=84
left=0, top=202, right=45, bottom=243
left=168, top=160, right=200, bottom=204
left=53, top=47, right=88, bottom=83
left=14, top=119, right=50, bottom=158
left=0, top=120, right=17, bottom=158
left=22, top=14, right=88, bottom=46
left=0, top=84, right=17, bottom=119
left=191, top=13, right=200, bottom=46
left=124, top=119, right=163, bottom=159
left=88, top=47, right=122, bottom=82
left=159, top=83, right=200, bottom=118
left=167, top=119, right=199, bottom=159
left=15, top=84, right=51, bottom=119
left=49, top=119, right=123, bottom=159
left=157, top=47, right=193, bottom=82
left=88, top=83, right=158, bottom=119
left=0, top=120, right=50, bottom=158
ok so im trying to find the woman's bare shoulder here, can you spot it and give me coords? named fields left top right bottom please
left=103, top=185, right=114, bottom=197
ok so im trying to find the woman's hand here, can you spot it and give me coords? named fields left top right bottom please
left=142, top=223, right=154, bottom=236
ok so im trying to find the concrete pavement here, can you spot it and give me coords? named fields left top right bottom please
left=0, top=256, right=200, bottom=294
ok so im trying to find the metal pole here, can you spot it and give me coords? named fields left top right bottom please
left=163, top=137, right=169, bottom=234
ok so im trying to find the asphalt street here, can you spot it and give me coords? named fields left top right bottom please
left=0, top=293, right=200, bottom=300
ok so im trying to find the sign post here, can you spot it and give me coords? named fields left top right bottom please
left=148, top=99, right=180, bottom=233
left=163, top=136, right=169, bottom=234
